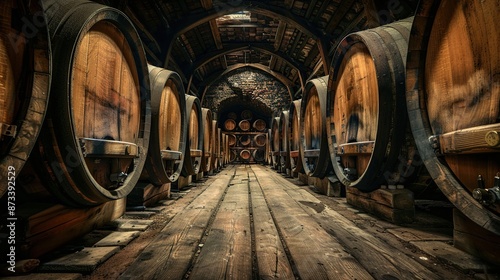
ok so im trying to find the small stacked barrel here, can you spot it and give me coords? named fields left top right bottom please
left=221, top=110, right=268, bottom=163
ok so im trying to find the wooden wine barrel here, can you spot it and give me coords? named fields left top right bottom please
left=227, top=134, right=237, bottom=146
left=210, top=120, right=219, bottom=171
left=239, top=135, right=251, bottom=146
left=227, top=112, right=237, bottom=120
left=327, top=17, right=415, bottom=191
left=32, top=0, right=151, bottom=206
left=218, top=128, right=223, bottom=169
left=254, top=134, right=267, bottom=147
left=182, top=95, right=203, bottom=176
left=239, top=119, right=251, bottom=131
left=406, top=0, right=500, bottom=235
left=222, top=134, right=229, bottom=165
left=229, top=149, right=237, bottom=163
left=300, top=76, right=330, bottom=177
left=253, top=119, right=267, bottom=131
left=266, top=129, right=272, bottom=165
left=253, top=148, right=266, bottom=162
left=201, top=108, right=213, bottom=173
left=289, top=99, right=304, bottom=174
left=143, top=66, right=187, bottom=184
left=279, top=111, right=291, bottom=173
left=240, top=149, right=251, bottom=161
left=0, top=1, right=51, bottom=198
left=241, top=109, right=253, bottom=120
left=224, top=119, right=236, bottom=131
left=270, top=117, right=281, bottom=170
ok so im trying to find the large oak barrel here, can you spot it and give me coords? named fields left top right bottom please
left=239, top=119, right=251, bottom=131
left=144, top=66, right=187, bottom=184
left=33, top=0, right=151, bottom=206
left=254, top=134, right=267, bottom=147
left=227, top=134, right=237, bottom=146
left=239, top=149, right=251, bottom=161
left=279, top=111, right=291, bottom=173
left=300, top=76, right=330, bottom=177
left=182, top=95, right=203, bottom=176
left=406, top=0, right=500, bottom=235
left=241, top=109, right=253, bottom=120
left=201, top=108, right=213, bottom=173
left=224, top=119, right=236, bottom=131
left=266, top=129, right=272, bottom=165
left=327, top=17, right=415, bottom=191
left=239, top=135, right=251, bottom=146
left=253, top=119, right=267, bottom=132
left=0, top=1, right=51, bottom=197
left=222, top=134, right=229, bottom=165
left=270, top=117, right=281, bottom=170
left=227, top=112, right=237, bottom=120
left=210, top=120, right=220, bottom=171
left=289, top=99, right=304, bottom=174
left=253, top=148, right=266, bottom=163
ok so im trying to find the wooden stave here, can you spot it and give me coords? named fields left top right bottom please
left=300, top=76, right=331, bottom=178
left=36, top=0, right=151, bottom=206
left=406, top=0, right=500, bottom=234
left=288, top=99, right=304, bottom=174
left=279, top=110, right=291, bottom=173
left=144, top=66, right=187, bottom=184
left=327, top=18, right=415, bottom=191
left=0, top=1, right=51, bottom=198
left=182, top=95, right=203, bottom=176
left=270, top=117, right=281, bottom=170
left=201, top=108, right=213, bottom=173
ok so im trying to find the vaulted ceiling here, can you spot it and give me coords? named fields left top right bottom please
left=98, top=0, right=418, bottom=104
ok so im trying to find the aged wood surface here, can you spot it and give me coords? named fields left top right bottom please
left=115, top=164, right=490, bottom=279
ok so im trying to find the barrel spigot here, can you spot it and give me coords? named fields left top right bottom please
left=472, top=174, right=500, bottom=206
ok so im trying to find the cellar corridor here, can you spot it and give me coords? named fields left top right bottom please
left=73, top=165, right=494, bottom=280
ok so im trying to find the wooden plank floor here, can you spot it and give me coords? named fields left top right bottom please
left=118, top=165, right=494, bottom=280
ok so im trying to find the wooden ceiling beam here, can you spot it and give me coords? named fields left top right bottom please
left=273, top=21, right=287, bottom=51
left=324, top=0, right=356, bottom=33
left=209, top=19, right=224, bottom=50
left=200, top=0, right=213, bottom=10
left=186, top=43, right=306, bottom=78
left=164, top=1, right=330, bottom=67
left=305, top=0, right=319, bottom=19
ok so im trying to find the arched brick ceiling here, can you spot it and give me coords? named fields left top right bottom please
left=98, top=0, right=418, bottom=108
